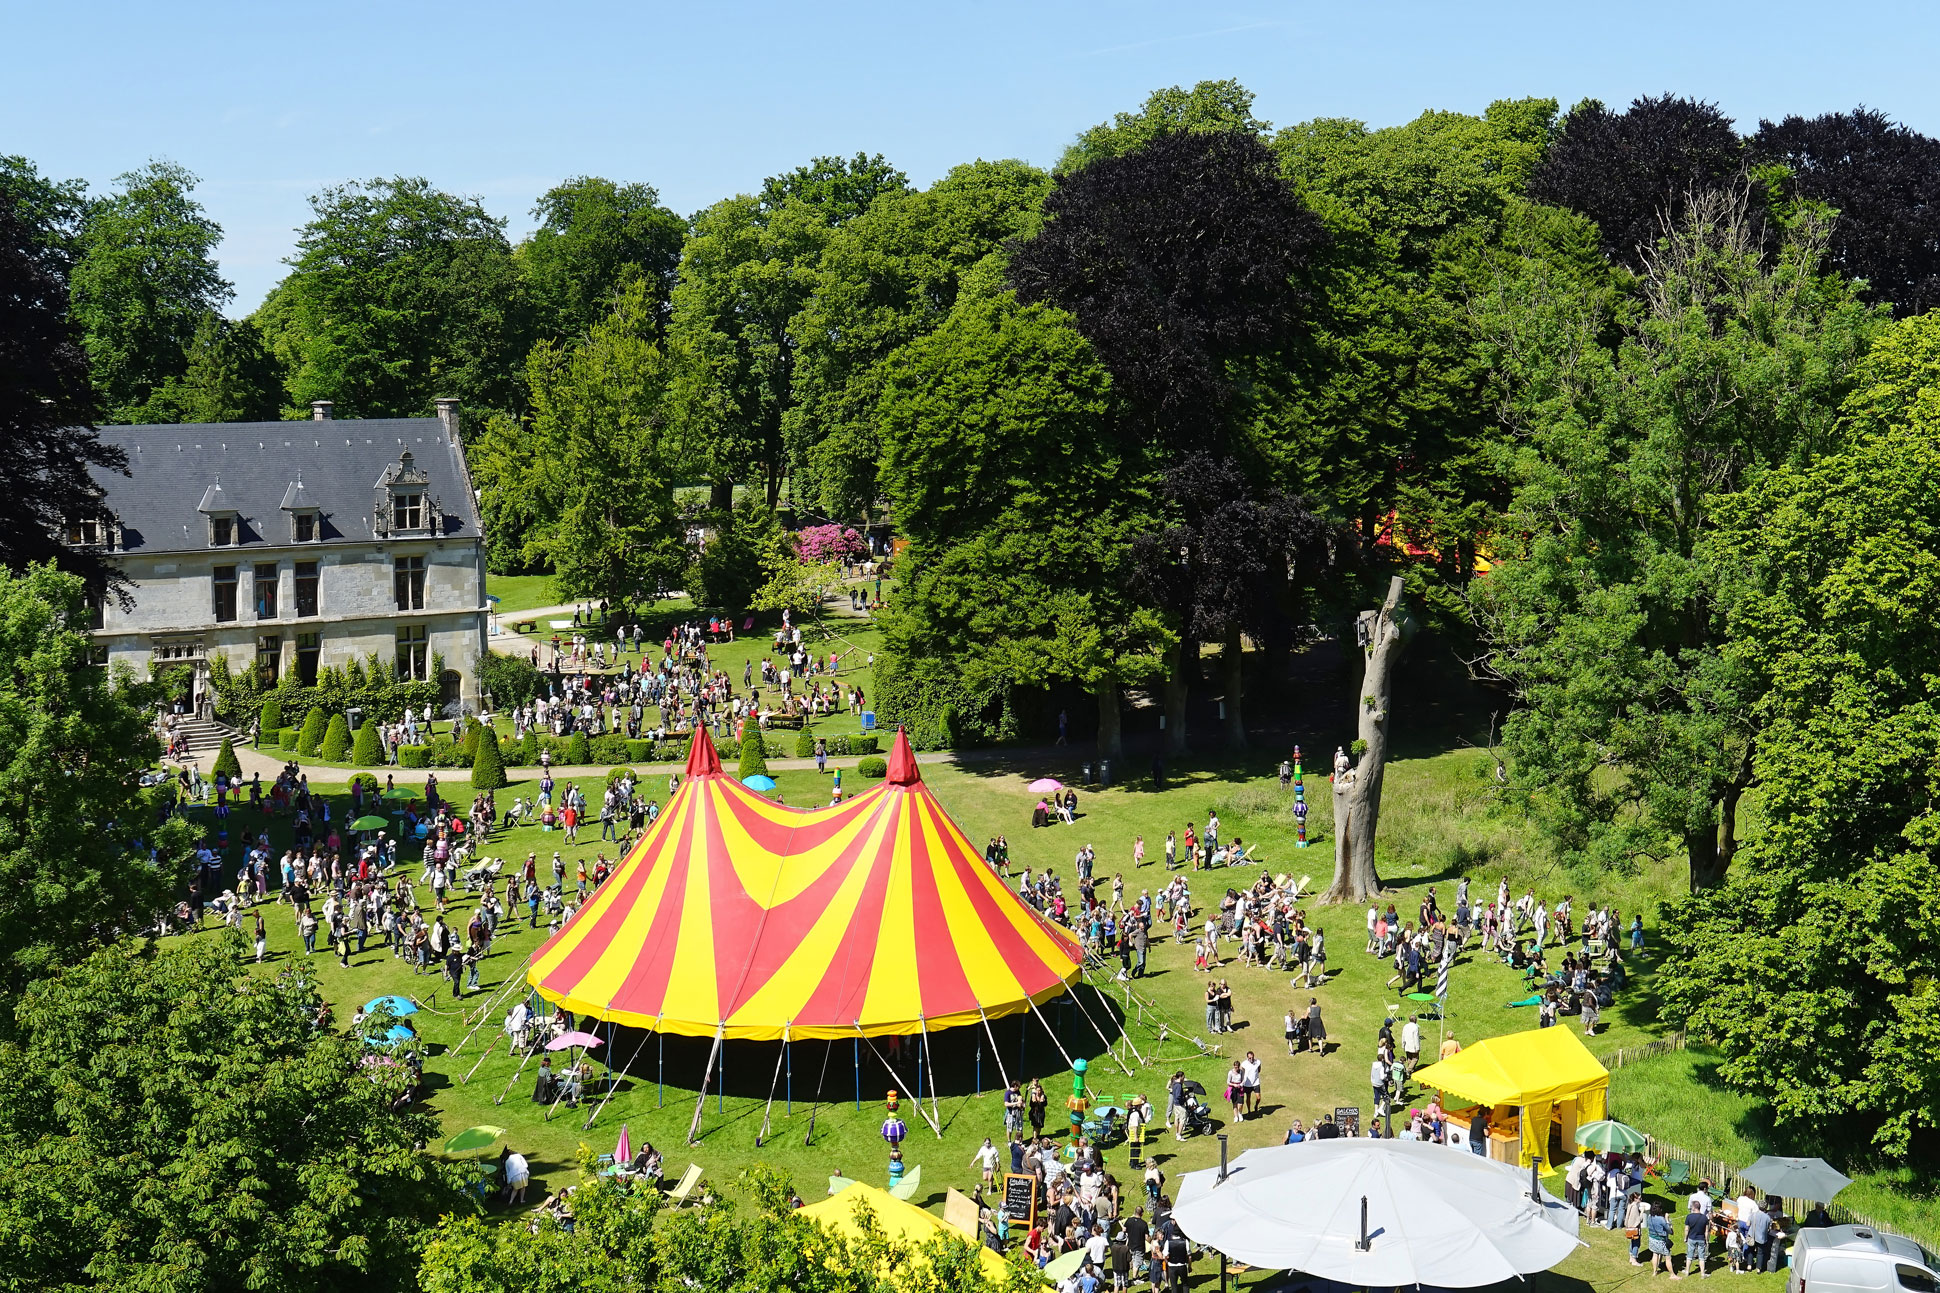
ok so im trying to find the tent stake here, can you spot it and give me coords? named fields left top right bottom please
left=688, top=1025, right=724, bottom=1144
left=757, top=1023, right=790, bottom=1146
left=918, top=1015, right=941, bottom=1131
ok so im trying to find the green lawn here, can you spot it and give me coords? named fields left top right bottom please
left=183, top=748, right=1820, bottom=1291
left=484, top=573, right=563, bottom=616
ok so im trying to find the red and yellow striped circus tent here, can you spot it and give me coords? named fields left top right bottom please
left=526, top=726, right=1083, bottom=1041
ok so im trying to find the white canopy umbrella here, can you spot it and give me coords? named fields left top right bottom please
left=1172, top=1139, right=1583, bottom=1288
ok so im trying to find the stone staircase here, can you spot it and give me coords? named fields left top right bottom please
left=165, top=714, right=243, bottom=759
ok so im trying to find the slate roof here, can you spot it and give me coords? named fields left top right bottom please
left=87, top=418, right=482, bottom=554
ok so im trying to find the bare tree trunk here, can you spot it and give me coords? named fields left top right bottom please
left=1221, top=624, right=1247, bottom=750
left=1163, top=641, right=1188, bottom=757
left=1323, top=576, right=1409, bottom=905
left=1095, top=681, right=1123, bottom=761
left=710, top=480, right=734, bottom=512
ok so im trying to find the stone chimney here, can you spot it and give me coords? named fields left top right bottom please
left=310, top=400, right=334, bottom=421
left=433, top=397, right=460, bottom=439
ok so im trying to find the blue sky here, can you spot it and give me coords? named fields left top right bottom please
left=6, top=0, right=1935, bottom=313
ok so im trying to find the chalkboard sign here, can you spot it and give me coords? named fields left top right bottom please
left=1002, top=1173, right=1038, bottom=1225
left=1335, top=1105, right=1361, bottom=1137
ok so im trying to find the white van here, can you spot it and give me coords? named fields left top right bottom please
left=1790, top=1225, right=1937, bottom=1293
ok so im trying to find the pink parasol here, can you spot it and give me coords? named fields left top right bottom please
left=546, top=1030, right=605, bottom=1050
left=1027, top=778, right=1063, bottom=793
left=614, top=1123, right=631, bottom=1166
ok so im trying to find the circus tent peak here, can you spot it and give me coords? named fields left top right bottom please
left=685, top=725, right=723, bottom=776
left=886, top=727, right=919, bottom=784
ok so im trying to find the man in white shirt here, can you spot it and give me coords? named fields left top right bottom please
left=1687, top=1178, right=1715, bottom=1217
left=1401, top=1016, right=1422, bottom=1076
left=1240, top=1053, right=1263, bottom=1117
left=970, top=1137, right=999, bottom=1188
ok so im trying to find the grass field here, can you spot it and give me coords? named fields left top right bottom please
left=169, top=736, right=1842, bottom=1292
left=484, top=573, right=565, bottom=616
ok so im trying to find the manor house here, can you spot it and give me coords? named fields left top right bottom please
left=80, top=399, right=489, bottom=715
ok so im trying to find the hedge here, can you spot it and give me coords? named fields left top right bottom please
left=590, top=734, right=628, bottom=764
left=737, top=731, right=770, bottom=781
left=351, top=719, right=384, bottom=767
left=278, top=727, right=298, bottom=751
left=837, top=733, right=878, bottom=756
left=319, top=714, right=351, bottom=762
left=795, top=729, right=817, bottom=758
left=297, top=709, right=326, bottom=758
left=625, top=739, right=652, bottom=762
left=565, top=731, right=591, bottom=765
left=471, top=728, right=507, bottom=790
left=430, top=736, right=468, bottom=768
left=212, top=737, right=242, bottom=780
left=857, top=755, right=888, bottom=778
left=398, top=746, right=431, bottom=769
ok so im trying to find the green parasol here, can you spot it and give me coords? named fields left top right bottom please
left=1575, top=1119, right=1649, bottom=1153
left=443, top=1125, right=508, bottom=1156
left=382, top=786, right=418, bottom=801
left=1042, top=1249, right=1087, bottom=1282
left=349, top=815, right=390, bottom=832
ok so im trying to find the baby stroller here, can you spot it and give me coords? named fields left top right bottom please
left=1179, top=1080, right=1215, bottom=1137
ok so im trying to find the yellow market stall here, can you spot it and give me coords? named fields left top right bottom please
left=799, top=1182, right=1012, bottom=1284
left=1412, top=1027, right=1609, bottom=1169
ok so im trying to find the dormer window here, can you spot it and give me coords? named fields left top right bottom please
left=374, top=452, right=439, bottom=539
left=395, top=493, right=423, bottom=531
left=280, top=478, right=320, bottom=543
left=198, top=480, right=238, bottom=548
left=65, top=517, right=101, bottom=547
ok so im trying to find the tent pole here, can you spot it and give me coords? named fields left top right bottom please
left=657, top=1019, right=664, bottom=1108
left=977, top=1006, right=1014, bottom=1093
left=856, top=1025, right=940, bottom=1135
left=1026, top=995, right=1082, bottom=1075
left=1077, top=976, right=1143, bottom=1070
left=583, top=1025, right=650, bottom=1131
left=854, top=1037, right=860, bottom=1110
left=688, top=1025, right=724, bottom=1145
left=460, top=1026, right=507, bottom=1087
left=449, top=948, right=539, bottom=1067
left=918, top=1016, right=941, bottom=1133
left=494, top=1042, right=538, bottom=1106
left=758, top=1023, right=790, bottom=1146
left=786, top=1039, right=792, bottom=1114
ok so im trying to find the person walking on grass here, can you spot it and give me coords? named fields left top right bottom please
left=1646, top=1202, right=1678, bottom=1278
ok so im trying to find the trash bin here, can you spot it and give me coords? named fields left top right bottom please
left=1100, top=759, right=1112, bottom=788
left=1081, top=761, right=1094, bottom=785
left=347, top=706, right=364, bottom=731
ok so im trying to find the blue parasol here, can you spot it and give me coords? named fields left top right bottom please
left=742, top=774, right=777, bottom=791
left=363, top=995, right=419, bottom=1017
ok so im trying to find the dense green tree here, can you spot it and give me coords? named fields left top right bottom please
left=518, top=176, right=686, bottom=343
left=68, top=161, right=232, bottom=422
left=261, top=177, right=531, bottom=419
left=785, top=160, right=1052, bottom=518
left=0, top=155, right=88, bottom=274
left=0, top=564, right=192, bottom=989
left=669, top=155, right=907, bottom=508
left=1659, top=363, right=1940, bottom=1155
left=1479, top=190, right=1887, bottom=889
left=470, top=282, right=685, bottom=602
left=1060, top=78, right=1269, bottom=173
left=759, top=151, right=909, bottom=225
left=689, top=496, right=787, bottom=613
left=876, top=274, right=1165, bottom=754
left=1527, top=95, right=1746, bottom=271
left=0, top=935, right=463, bottom=1289
left=139, top=314, right=285, bottom=423
left=1269, top=100, right=1554, bottom=604
left=0, top=189, right=124, bottom=590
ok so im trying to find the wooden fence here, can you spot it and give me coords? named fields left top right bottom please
left=1597, top=1032, right=1687, bottom=1070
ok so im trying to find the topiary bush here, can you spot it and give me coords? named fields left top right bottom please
left=349, top=772, right=380, bottom=798
left=459, top=721, right=478, bottom=758
left=519, top=730, right=540, bottom=765
left=297, top=708, right=326, bottom=758
left=625, top=739, right=651, bottom=762
left=737, top=730, right=770, bottom=781
left=350, top=718, right=384, bottom=767
left=211, top=736, right=242, bottom=780
left=795, top=728, right=816, bottom=758
left=565, top=730, right=591, bottom=765
left=857, top=755, right=887, bottom=779
left=430, top=736, right=467, bottom=768
left=398, top=745, right=431, bottom=769
left=471, top=728, right=507, bottom=790
left=258, top=696, right=283, bottom=736
left=606, top=766, right=636, bottom=783
left=278, top=726, right=297, bottom=751
left=319, top=713, right=351, bottom=762
left=590, top=734, right=628, bottom=764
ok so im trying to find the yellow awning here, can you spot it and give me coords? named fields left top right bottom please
left=1412, top=1026, right=1610, bottom=1109
left=798, top=1182, right=1012, bottom=1284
